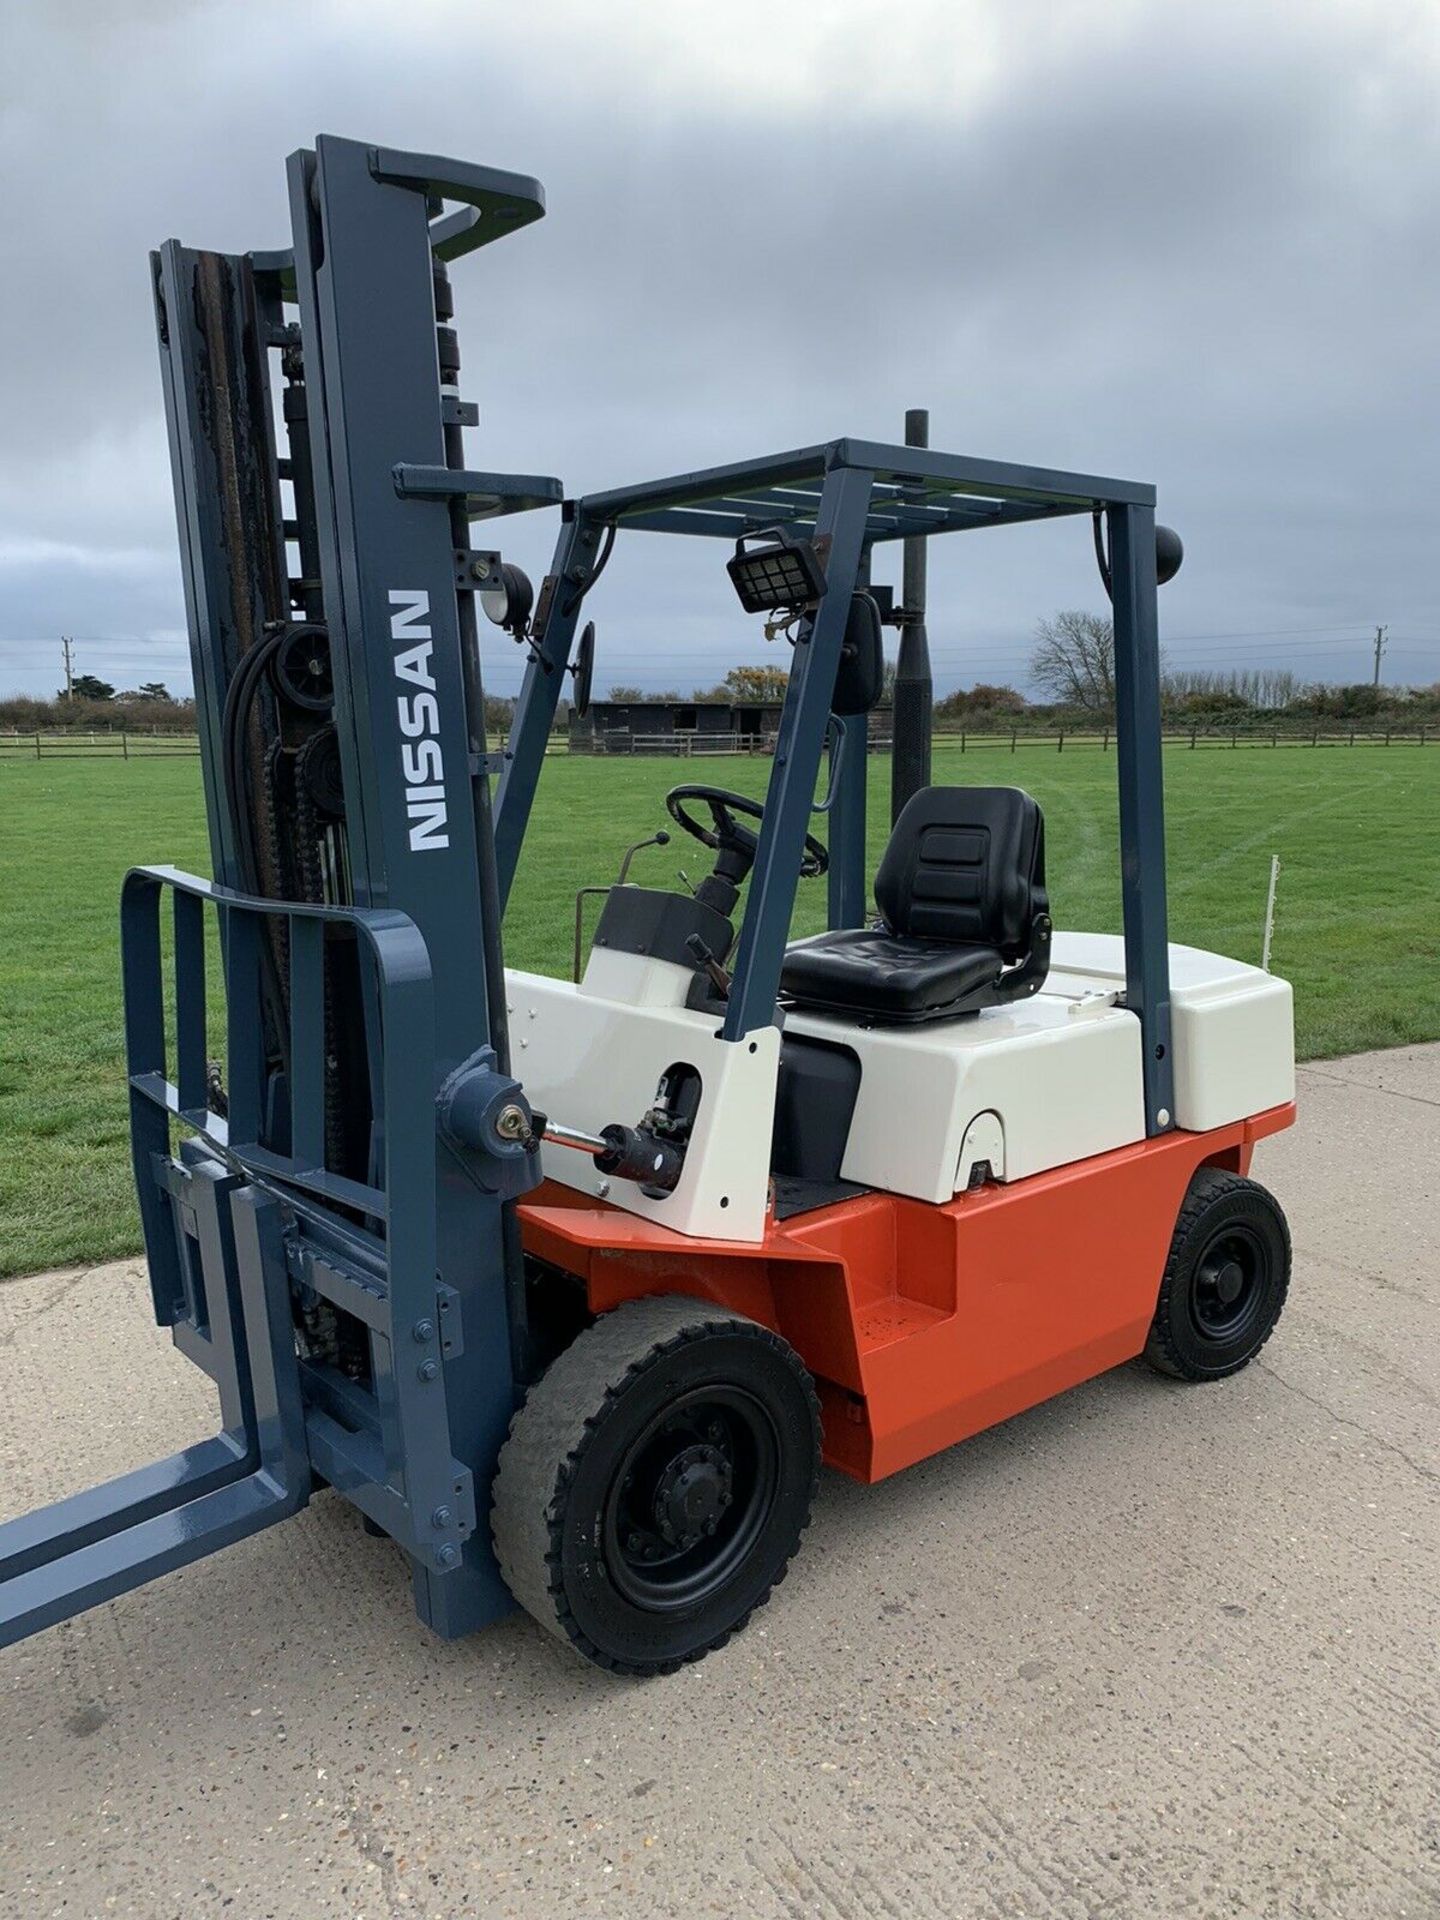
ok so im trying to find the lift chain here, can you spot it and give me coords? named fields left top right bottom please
left=291, top=730, right=347, bottom=1176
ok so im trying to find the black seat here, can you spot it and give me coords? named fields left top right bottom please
left=780, top=786, right=1052, bottom=1024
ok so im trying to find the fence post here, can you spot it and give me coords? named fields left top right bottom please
left=1232, top=729, right=1237, bottom=748
left=1102, top=728, right=1108, bottom=752
left=1057, top=731, right=1064, bottom=753
left=960, top=730, right=966, bottom=754
left=1312, top=728, right=1318, bottom=746
left=1385, top=729, right=1391, bottom=747
left=1190, top=727, right=1196, bottom=750
left=1010, top=729, right=1017, bottom=754
left=121, top=731, right=129, bottom=760
left=1349, top=730, right=1355, bottom=747
left=1273, top=730, right=1278, bottom=748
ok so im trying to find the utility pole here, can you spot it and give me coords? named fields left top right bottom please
left=60, top=635, right=74, bottom=700
left=890, top=407, right=933, bottom=824
left=1372, top=625, right=1387, bottom=688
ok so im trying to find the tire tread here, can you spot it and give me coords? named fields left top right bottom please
left=1144, top=1168, right=1291, bottom=1380
left=492, top=1295, right=821, bottom=1674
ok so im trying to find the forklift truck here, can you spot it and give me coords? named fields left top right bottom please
left=0, top=137, right=1295, bottom=1673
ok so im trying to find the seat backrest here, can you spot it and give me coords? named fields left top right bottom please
left=874, top=786, right=1047, bottom=959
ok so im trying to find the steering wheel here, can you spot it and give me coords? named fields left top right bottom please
left=665, top=784, right=828, bottom=879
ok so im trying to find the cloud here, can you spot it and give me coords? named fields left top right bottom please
left=0, top=0, right=1436, bottom=700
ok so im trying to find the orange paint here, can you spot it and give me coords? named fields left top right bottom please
left=518, top=1102, right=1295, bottom=1484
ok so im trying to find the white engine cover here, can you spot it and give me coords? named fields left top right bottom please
left=786, top=991, right=1146, bottom=1204
left=1047, top=933, right=1295, bottom=1134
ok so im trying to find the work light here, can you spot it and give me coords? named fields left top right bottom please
left=726, top=528, right=828, bottom=615
left=479, top=561, right=534, bottom=636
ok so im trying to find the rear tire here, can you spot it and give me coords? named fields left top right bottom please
left=492, top=1295, right=821, bottom=1674
left=1144, top=1168, right=1291, bottom=1381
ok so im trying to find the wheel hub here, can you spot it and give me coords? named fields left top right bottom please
left=1193, top=1232, right=1264, bottom=1338
left=1212, top=1258, right=1244, bottom=1307
left=653, top=1443, right=732, bottom=1548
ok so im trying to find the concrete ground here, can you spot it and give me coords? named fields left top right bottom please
left=2, top=1046, right=1437, bottom=1920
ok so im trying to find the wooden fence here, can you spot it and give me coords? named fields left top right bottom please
left=571, top=729, right=776, bottom=757
left=571, top=724, right=1435, bottom=756
left=931, top=725, right=1434, bottom=753
left=3, top=723, right=1433, bottom=766
left=0, top=731, right=202, bottom=760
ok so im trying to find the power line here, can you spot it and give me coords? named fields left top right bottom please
left=1155, top=623, right=1376, bottom=641
left=3, top=627, right=1435, bottom=660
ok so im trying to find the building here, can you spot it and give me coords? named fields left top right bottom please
left=569, top=698, right=785, bottom=751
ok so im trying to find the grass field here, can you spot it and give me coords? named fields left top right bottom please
left=2, top=742, right=1436, bottom=1275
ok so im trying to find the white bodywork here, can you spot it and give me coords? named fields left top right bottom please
left=786, top=985, right=1145, bottom=1203
left=507, top=958, right=780, bottom=1243
left=510, top=931, right=1293, bottom=1244
left=1047, top=933, right=1296, bottom=1135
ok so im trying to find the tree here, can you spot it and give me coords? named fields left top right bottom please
left=1029, top=611, right=1114, bottom=714
left=723, top=664, right=790, bottom=702
left=936, top=682, right=1027, bottom=720
left=66, top=674, right=114, bottom=701
left=606, top=685, right=645, bottom=701
left=1168, top=688, right=1249, bottom=719
left=1308, top=682, right=1385, bottom=720
left=135, top=681, right=173, bottom=702
left=1162, top=667, right=1298, bottom=711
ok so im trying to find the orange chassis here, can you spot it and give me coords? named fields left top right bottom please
left=518, top=1102, right=1296, bottom=1484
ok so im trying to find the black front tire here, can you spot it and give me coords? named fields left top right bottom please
left=1145, top=1168, right=1291, bottom=1381
left=492, top=1295, right=821, bottom=1674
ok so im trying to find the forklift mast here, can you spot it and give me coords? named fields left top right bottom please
left=1, top=139, right=580, bottom=1646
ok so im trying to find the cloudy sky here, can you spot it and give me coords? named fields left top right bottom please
left=0, top=0, right=1435, bottom=703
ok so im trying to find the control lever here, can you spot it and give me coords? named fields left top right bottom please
left=572, top=829, right=674, bottom=981
left=685, top=933, right=731, bottom=1000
